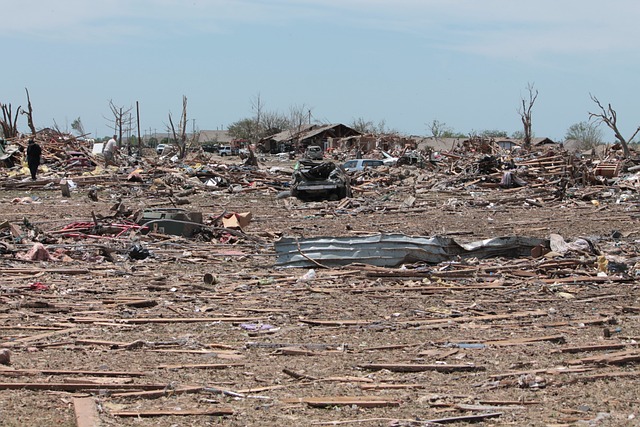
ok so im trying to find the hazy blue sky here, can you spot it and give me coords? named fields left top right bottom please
left=2, top=0, right=640, bottom=141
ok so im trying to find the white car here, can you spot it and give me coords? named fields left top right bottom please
left=381, top=151, right=399, bottom=166
left=342, top=159, right=384, bottom=172
left=156, top=144, right=166, bottom=155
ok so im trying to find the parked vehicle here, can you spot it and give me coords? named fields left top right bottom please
left=342, top=159, right=384, bottom=172
left=304, top=145, right=323, bottom=160
left=156, top=144, right=167, bottom=155
left=381, top=151, right=399, bottom=166
left=290, top=160, right=350, bottom=201
left=219, top=146, right=238, bottom=156
left=202, top=143, right=219, bottom=153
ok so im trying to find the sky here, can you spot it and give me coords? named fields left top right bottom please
left=2, top=0, right=640, bottom=141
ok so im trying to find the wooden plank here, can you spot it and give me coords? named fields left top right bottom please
left=0, top=382, right=171, bottom=391
left=158, top=363, right=244, bottom=370
left=110, top=385, right=204, bottom=398
left=0, top=268, right=90, bottom=275
left=70, top=317, right=263, bottom=324
left=420, top=413, right=503, bottom=424
left=540, top=276, right=629, bottom=284
left=558, top=343, right=626, bottom=353
left=484, top=334, right=565, bottom=346
left=1, top=328, right=80, bottom=348
left=566, top=370, right=640, bottom=384
left=360, top=383, right=426, bottom=390
left=567, top=350, right=640, bottom=366
left=299, top=319, right=373, bottom=326
left=73, top=397, right=100, bottom=427
left=111, top=408, right=234, bottom=417
left=283, top=396, right=401, bottom=408
left=0, top=368, right=144, bottom=377
left=490, top=367, right=594, bottom=379
left=359, top=363, right=484, bottom=373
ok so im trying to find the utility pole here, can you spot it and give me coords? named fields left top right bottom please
left=136, top=101, right=142, bottom=152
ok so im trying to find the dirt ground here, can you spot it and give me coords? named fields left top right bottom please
left=1, top=153, right=640, bottom=427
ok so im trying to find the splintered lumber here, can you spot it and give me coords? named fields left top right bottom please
left=301, top=310, right=548, bottom=328
left=399, top=309, right=548, bottom=326
left=490, top=367, right=594, bottom=379
left=1, top=328, right=80, bottom=348
left=111, top=408, right=234, bottom=417
left=565, top=370, right=640, bottom=384
left=484, top=334, right=565, bottom=346
left=359, top=363, right=483, bottom=373
left=158, top=363, right=244, bottom=370
left=0, top=382, right=174, bottom=391
left=0, top=268, right=90, bottom=275
left=73, top=397, right=100, bottom=427
left=110, top=385, right=204, bottom=399
left=70, top=316, right=263, bottom=324
left=567, top=350, right=640, bottom=366
left=361, top=383, right=426, bottom=390
left=420, top=412, right=503, bottom=424
left=0, top=368, right=144, bottom=377
left=299, top=319, right=373, bottom=326
left=540, top=275, right=629, bottom=284
left=558, top=343, right=626, bottom=353
left=283, top=396, right=401, bottom=408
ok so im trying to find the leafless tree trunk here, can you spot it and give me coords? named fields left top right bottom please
left=517, top=83, right=538, bottom=149
left=23, top=88, right=37, bottom=136
left=588, top=94, right=638, bottom=158
left=0, top=102, right=21, bottom=139
left=107, top=100, right=133, bottom=150
left=289, top=103, right=311, bottom=151
left=168, top=96, right=188, bottom=159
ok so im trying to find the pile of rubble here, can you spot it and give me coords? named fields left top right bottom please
left=2, top=135, right=640, bottom=426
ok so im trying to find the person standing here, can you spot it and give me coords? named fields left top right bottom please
left=103, top=135, right=118, bottom=166
left=26, top=139, right=42, bottom=180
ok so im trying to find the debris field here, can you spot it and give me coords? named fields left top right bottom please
left=1, top=134, right=640, bottom=427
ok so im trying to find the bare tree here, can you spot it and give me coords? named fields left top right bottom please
left=517, top=83, right=538, bottom=149
left=21, top=88, right=36, bottom=136
left=251, top=92, right=264, bottom=136
left=260, top=111, right=289, bottom=137
left=289, top=103, right=311, bottom=151
left=0, top=102, right=21, bottom=139
left=106, top=100, right=133, bottom=151
left=168, top=95, right=188, bottom=159
left=588, top=94, right=638, bottom=158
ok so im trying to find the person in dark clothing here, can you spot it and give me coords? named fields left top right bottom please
left=26, top=139, right=42, bottom=180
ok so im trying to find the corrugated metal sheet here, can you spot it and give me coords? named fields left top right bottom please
left=275, top=234, right=548, bottom=268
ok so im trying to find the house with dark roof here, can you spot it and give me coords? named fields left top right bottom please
left=259, top=123, right=360, bottom=153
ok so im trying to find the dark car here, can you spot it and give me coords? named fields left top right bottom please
left=202, top=143, right=219, bottom=153
left=290, top=160, right=351, bottom=202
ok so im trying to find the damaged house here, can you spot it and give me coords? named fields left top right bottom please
left=258, top=123, right=360, bottom=154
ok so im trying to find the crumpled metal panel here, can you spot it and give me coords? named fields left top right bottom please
left=274, top=234, right=548, bottom=268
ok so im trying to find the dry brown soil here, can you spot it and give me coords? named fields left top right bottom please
left=1, top=155, right=639, bottom=427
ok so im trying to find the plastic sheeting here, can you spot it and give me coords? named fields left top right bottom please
left=275, top=234, right=548, bottom=268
